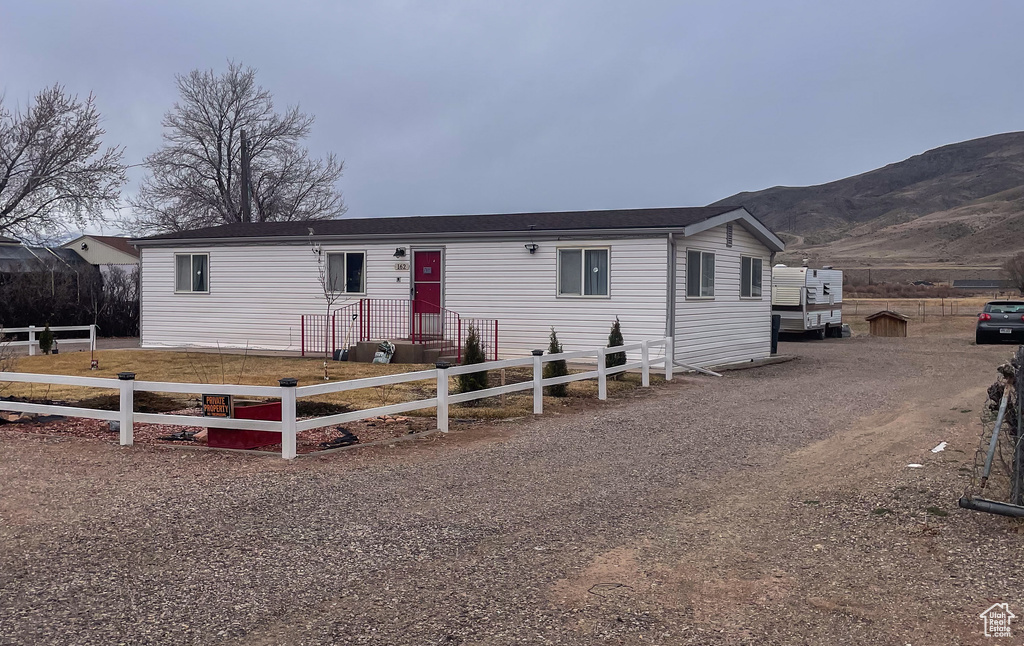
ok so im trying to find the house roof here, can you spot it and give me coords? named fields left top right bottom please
left=63, top=234, right=140, bottom=258
left=0, top=235, right=20, bottom=245
left=131, top=206, right=786, bottom=252
left=865, top=310, right=910, bottom=322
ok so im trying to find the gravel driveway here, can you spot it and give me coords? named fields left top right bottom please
left=1, top=333, right=1020, bottom=645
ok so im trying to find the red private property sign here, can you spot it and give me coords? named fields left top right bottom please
left=202, top=394, right=233, bottom=418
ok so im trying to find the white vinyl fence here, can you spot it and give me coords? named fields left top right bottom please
left=1, top=324, right=97, bottom=355
left=0, top=337, right=673, bottom=460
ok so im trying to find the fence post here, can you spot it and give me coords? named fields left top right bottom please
left=117, top=372, right=135, bottom=446
left=665, top=337, right=674, bottom=381
left=532, top=349, right=544, bottom=414
left=436, top=361, right=450, bottom=432
left=89, top=324, right=97, bottom=352
left=641, top=339, right=650, bottom=387
left=28, top=325, right=36, bottom=356
left=279, top=378, right=298, bottom=460
left=597, top=347, right=607, bottom=400
left=300, top=315, right=305, bottom=357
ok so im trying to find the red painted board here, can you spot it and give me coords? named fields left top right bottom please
left=207, top=402, right=283, bottom=450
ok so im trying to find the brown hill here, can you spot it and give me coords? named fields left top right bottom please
left=711, top=132, right=1024, bottom=269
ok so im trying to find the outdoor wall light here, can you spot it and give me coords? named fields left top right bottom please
left=81, top=243, right=88, bottom=250
left=394, top=247, right=406, bottom=258
left=525, top=243, right=539, bottom=254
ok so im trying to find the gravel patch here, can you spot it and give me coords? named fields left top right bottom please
left=0, top=335, right=1019, bottom=644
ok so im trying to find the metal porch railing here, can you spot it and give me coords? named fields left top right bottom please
left=300, top=299, right=498, bottom=363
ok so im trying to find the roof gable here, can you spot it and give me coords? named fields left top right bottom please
left=64, top=235, right=140, bottom=259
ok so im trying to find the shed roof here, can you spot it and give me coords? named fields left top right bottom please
left=0, top=235, right=20, bottom=245
left=131, top=206, right=786, bottom=252
left=865, top=310, right=910, bottom=322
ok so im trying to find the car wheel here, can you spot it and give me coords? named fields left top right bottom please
left=815, top=326, right=826, bottom=340
left=976, top=331, right=988, bottom=345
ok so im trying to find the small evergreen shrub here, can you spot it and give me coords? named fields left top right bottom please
left=38, top=325, right=54, bottom=355
left=543, top=327, right=569, bottom=397
left=606, top=317, right=626, bottom=375
left=457, top=323, right=489, bottom=394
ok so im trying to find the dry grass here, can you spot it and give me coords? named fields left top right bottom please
left=4, top=349, right=661, bottom=420
left=842, top=298, right=984, bottom=338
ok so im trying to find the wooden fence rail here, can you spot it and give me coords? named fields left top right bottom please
left=0, top=324, right=96, bottom=356
left=0, top=337, right=674, bottom=460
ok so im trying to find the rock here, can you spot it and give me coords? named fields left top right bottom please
left=108, top=420, right=120, bottom=433
left=1, top=412, right=20, bottom=423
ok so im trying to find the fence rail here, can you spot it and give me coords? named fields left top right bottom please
left=0, top=336, right=674, bottom=460
left=0, top=324, right=96, bottom=356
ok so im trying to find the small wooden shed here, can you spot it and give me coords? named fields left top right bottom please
left=865, top=310, right=909, bottom=337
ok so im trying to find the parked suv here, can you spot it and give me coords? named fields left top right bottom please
left=976, top=301, right=1024, bottom=344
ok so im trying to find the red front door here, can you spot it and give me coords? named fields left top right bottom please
left=412, top=250, right=442, bottom=338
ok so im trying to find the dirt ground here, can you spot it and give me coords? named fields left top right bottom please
left=1, top=317, right=1022, bottom=645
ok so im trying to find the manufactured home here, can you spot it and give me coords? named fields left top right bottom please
left=771, top=265, right=843, bottom=338
left=131, top=206, right=785, bottom=368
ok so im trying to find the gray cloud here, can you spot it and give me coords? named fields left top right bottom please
left=2, top=0, right=1021, bottom=231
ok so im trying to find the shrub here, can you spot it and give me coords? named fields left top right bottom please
left=457, top=323, right=489, bottom=394
left=543, top=327, right=569, bottom=397
left=606, top=317, right=626, bottom=374
left=38, top=325, right=54, bottom=355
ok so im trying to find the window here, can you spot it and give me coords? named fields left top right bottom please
left=174, top=253, right=208, bottom=293
left=558, top=247, right=609, bottom=296
left=327, top=252, right=366, bottom=293
left=741, top=256, right=763, bottom=298
left=686, top=250, right=715, bottom=298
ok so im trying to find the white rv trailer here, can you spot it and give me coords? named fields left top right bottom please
left=771, top=265, right=843, bottom=338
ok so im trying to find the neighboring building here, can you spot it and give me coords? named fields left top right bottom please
left=0, top=235, right=19, bottom=246
left=0, top=243, right=95, bottom=275
left=131, top=206, right=786, bottom=368
left=63, top=235, right=140, bottom=274
left=952, top=279, right=1017, bottom=291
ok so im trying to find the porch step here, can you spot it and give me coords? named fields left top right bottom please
left=347, top=341, right=447, bottom=364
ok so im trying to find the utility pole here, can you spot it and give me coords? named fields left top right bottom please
left=240, top=129, right=252, bottom=223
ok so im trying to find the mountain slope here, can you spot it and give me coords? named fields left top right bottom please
left=711, top=132, right=1024, bottom=266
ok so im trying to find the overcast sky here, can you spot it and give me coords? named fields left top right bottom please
left=2, top=1, right=1022, bottom=232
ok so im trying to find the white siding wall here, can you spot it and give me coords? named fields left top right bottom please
left=140, top=244, right=407, bottom=351
left=140, top=237, right=669, bottom=357
left=444, top=237, right=668, bottom=356
left=674, top=224, right=773, bottom=367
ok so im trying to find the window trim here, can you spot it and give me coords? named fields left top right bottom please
left=556, top=246, right=611, bottom=299
left=685, top=248, right=716, bottom=300
left=174, top=253, right=210, bottom=294
left=740, top=255, right=764, bottom=300
left=325, top=250, right=368, bottom=295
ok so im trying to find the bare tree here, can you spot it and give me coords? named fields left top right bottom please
left=1004, top=252, right=1024, bottom=294
left=0, top=85, right=126, bottom=241
left=311, top=232, right=343, bottom=380
left=129, top=61, right=346, bottom=234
